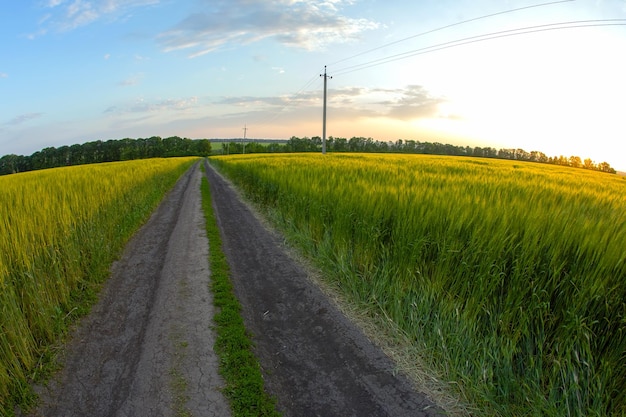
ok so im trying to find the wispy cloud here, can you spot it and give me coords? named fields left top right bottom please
left=33, top=0, right=160, bottom=34
left=217, top=90, right=321, bottom=108
left=4, top=113, right=44, bottom=126
left=158, top=0, right=378, bottom=57
left=0, top=72, right=8, bottom=78
left=46, top=0, right=64, bottom=7
left=376, top=85, right=446, bottom=120
left=180, top=84, right=445, bottom=130
left=105, top=96, right=199, bottom=114
left=118, top=73, right=144, bottom=86
left=274, top=84, right=445, bottom=121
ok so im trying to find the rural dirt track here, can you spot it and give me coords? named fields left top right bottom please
left=26, top=161, right=445, bottom=417
left=26, top=164, right=230, bottom=417
left=204, top=161, right=443, bottom=417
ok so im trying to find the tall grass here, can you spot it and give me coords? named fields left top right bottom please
left=0, top=157, right=197, bottom=415
left=209, top=153, right=626, bottom=416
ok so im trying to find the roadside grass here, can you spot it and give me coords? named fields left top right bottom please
left=208, top=153, right=626, bottom=417
left=200, top=164, right=281, bottom=417
left=0, top=157, right=198, bottom=416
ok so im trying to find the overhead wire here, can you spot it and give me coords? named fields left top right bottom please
left=245, top=0, right=625, bottom=133
left=327, top=0, right=576, bottom=67
left=250, top=1, right=579, bottom=131
left=331, top=19, right=626, bottom=77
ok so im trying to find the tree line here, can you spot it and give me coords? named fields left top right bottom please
left=0, top=136, right=211, bottom=175
left=221, top=136, right=617, bottom=174
left=2, top=134, right=616, bottom=176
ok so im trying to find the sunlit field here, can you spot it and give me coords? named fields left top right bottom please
left=0, top=157, right=197, bottom=413
left=209, top=153, right=626, bottom=417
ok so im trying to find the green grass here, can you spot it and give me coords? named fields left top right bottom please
left=208, top=153, right=626, bottom=417
left=200, top=165, right=281, bottom=417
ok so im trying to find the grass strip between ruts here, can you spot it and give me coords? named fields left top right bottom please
left=200, top=169, right=281, bottom=417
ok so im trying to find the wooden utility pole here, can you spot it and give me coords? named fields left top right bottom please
left=320, top=66, right=332, bottom=155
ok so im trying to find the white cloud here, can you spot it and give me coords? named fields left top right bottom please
left=0, top=73, right=8, bottom=78
left=158, top=0, right=378, bottom=57
left=104, top=53, right=111, bottom=60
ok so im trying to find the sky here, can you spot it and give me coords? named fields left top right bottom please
left=1, top=0, right=625, bottom=170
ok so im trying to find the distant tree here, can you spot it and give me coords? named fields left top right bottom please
left=348, top=137, right=365, bottom=152
left=484, top=147, right=498, bottom=158
left=514, top=149, right=529, bottom=161
left=146, top=136, right=164, bottom=157
left=163, top=136, right=183, bottom=156
left=598, top=161, right=616, bottom=173
left=557, top=155, right=569, bottom=166
left=473, top=147, right=485, bottom=157
left=194, top=139, right=211, bottom=156
left=334, top=137, right=348, bottom=152
left=0, top=154, right=21, bottom=174
left=377, top=141, right=389, bottom=152
left=405, top=140, right=418, bottom=152
left=287, top=136, right=317, bottom=152
left=569, top=156, right=582, bottom=168
left=498, top=149, right=515, bottom=160
left=530, top=151, right=548, bottom=163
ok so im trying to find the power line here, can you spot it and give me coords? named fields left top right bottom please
left=249, top=1, right=577, bottom=133
left=320, top=66, right=332, bottom=154
left=243, top=2, right=625, bottom=142
left=331, top=20, right=626, bottom=77
left=327, top=0, right=576, bottom=67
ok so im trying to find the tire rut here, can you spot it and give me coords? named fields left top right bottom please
left=26, top=163, right=230, bottom=417
left=204, top=161, right=444, bottom=417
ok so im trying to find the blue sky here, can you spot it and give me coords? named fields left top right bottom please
left=1, top=0, right=626, bottom=170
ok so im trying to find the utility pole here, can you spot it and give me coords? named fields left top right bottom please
left=242, top=124, right=248, bottom=154
left=320, top=66, right=332, bottom=155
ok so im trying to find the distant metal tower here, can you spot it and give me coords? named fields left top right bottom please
left=242, top=124, right=248, bottom=154
left=320, top=66, right=332, bottom=155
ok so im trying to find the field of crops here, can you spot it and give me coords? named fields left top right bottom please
left=209, top=153, right=626, bottom=416
left=0, top=157, right=197, bottom=414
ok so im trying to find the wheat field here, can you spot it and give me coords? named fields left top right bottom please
left=209, top=153, right=626, bottom=416
left=0, top=157, right=197, bottom=413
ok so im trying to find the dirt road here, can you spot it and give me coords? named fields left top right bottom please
left=204, top=161, right=443, bottom=417
left=26, top=161, right=444, bottom=416
left=27, top=164, right=230, bottom=417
